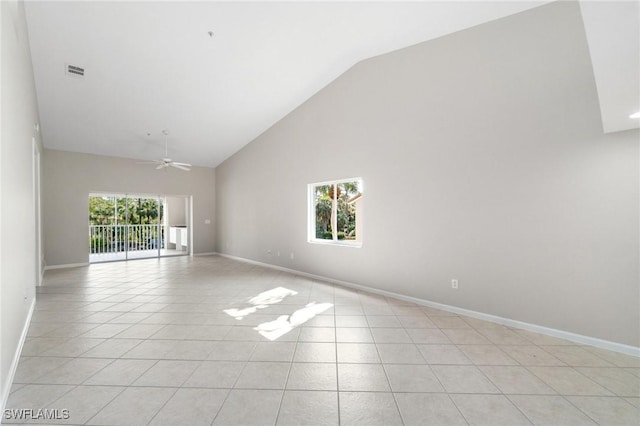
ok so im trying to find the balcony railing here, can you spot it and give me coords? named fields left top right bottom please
left=89, top=224, right=165, bottom=254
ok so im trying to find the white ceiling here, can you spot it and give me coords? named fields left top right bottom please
left=24, top=1, right=637, bottom=168
left=580, top=0, right=640, bottom=134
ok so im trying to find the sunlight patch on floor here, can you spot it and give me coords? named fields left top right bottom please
left=223, top=287, right=298, bottom=320
left=255, top=302, right=334, bottom=340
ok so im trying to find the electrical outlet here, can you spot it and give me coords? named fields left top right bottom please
left=451, top=279, right=459, bottom=289
left=290, top=252, right=294, bottom=260
left=267, top=249, right=271, bottom=255
left=277, top=251, right=280, bottom=257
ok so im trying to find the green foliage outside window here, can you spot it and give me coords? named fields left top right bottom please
left=314, top=181, right=360, bottom=241
left=89, top=196, right=164, bottom=253
left=89, top=196, right=162, bottom=225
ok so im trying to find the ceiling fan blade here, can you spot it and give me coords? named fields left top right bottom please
left=137, top=132, right=189, bottom=171
left=171, top=163, right=191, bottom=171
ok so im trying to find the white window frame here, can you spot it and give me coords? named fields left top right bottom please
left=307, top=177, right=363, bottom=248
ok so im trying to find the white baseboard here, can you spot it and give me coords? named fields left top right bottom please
left=1, top=298, right=36, bottom=416
left=44, top=262, right=89, bottom=271
left=217, top=253, right=640, bottom=357
left=193, top=252, right=218, bottom=257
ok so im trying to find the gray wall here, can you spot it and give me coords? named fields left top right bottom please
left=1, top=0, right=42, bottom=405
left=166, top=196, right=187, bottom=227
left=215, top=2, right=640, bottom=347
left=42, top=149, right=216, bottom=266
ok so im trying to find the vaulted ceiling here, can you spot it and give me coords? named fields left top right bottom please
left=24, top=1, right=638, bottom=168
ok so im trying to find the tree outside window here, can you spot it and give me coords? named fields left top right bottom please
left=309, top=178, right=362, bottom=246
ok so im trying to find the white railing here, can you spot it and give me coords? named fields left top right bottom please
left=89, top=224, right=164, bottom=254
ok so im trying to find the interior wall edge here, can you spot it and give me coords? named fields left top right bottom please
left=217, top=252, right=640, bottom=358
left=214, top=2, right=639, bottom=348
left=43, top=262, right=89, bottom=271
left=0, top=298, right=35, bottom=415
left=42, top=148, right=216, bottom=267
left=1, top=0, right=41, bottom=404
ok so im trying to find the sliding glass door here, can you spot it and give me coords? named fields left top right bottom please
left=89, top=194, right=124, bottom=261
left=89, top=193, right=189, bottom=263
left=124, top=194, right=162, bottom=260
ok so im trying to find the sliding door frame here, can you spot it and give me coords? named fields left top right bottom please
left=88, top=191, right=192, bottom=263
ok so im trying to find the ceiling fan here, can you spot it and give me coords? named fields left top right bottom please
left=137, top=130, right=192, bottom=171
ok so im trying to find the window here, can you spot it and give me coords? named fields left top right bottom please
left=308, top=178, right=362, bottom=247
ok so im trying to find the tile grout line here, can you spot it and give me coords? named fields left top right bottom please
left=334, top=285, right=341, bottom=426
left=272, top=280, right=314, bottom=426
left=473, top=363, right=536, bottom=425
left=370, top=313, right=406, bottom=425
left=12, top=256, right=638, bottom=426
left=416, top=345, right=471, bottom=426
left=208, top=319, right=260, bottom=425
left=144, top=386, right=181, bottom=426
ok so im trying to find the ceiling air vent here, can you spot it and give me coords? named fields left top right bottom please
left=66, top=64, right=85, bottom=77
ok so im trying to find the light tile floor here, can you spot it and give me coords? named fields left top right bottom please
left=5, top=256, right=640, bottom=425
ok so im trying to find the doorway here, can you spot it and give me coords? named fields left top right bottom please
left=88, top=193, right=190, bottom=263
